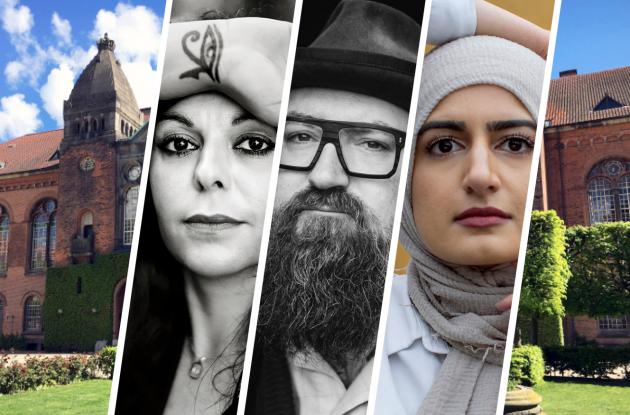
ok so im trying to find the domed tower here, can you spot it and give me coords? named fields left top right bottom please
left=56, top=34, right=144, bottom=265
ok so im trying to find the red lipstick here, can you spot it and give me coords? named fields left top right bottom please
left=454, top=207, right=511, bottom=228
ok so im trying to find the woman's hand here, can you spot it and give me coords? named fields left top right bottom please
left=475, top=0, right=550, bottom=59
left=495, top=294, right=512, bottom=313
left=161, top=18, right=292, bottom=126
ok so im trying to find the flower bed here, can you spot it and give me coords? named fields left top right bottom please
left=0, top=347, right=116, bottom=395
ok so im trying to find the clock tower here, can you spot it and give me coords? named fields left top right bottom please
left=55, top=34, right=144, bottom=265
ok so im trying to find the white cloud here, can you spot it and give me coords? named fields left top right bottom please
left=4, top=60, right=25, bottom=84
left=51, top=12, right=71, bottom=45
left=120, top=60, right=158, bottom=109
left=40, top=64, right=74, bottom=126
left=89, top=3, right=161, bottom=109
left=0, top=94, right=41, bottom=141
left=1, top=0, right=46, bottom=86
left=91, top=3, right=161, bottom=63
left=1, top=0, right=33, bottom=35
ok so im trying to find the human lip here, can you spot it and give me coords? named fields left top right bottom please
left=454, top=207, right=511, bottom=228
left=301, top=205, right=349, bottom=217
left=183, top=214, right=245, bottom=233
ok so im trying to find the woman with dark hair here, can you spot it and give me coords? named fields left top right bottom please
left=114, top=4, right=292, bottom=414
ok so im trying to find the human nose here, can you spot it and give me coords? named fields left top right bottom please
left=307, top=143, right=350, bottom=190
left=462, top=143, right=500, bottom=195
left=193, top=144, right=230, bottom=191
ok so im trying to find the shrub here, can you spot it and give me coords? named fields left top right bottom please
left=0, top=353, right=101, bottom=394
left=509, top=345, right=545, bottom=390
left=0, top=335, right=27, bottom=351
left=96, top=347, right=117, bottom=379
left=543, top=346, right=630, bottom=379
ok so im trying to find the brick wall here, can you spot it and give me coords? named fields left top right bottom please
left=0, top=170, right=58, bottom=337
left=543, top=120, right=630, bottom=226
left=55, top=141, right=117, bottom=266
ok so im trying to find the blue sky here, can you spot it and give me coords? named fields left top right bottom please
left=0, top=0, right=166, bottom=140
left=552, top=0, right=630, bottom=78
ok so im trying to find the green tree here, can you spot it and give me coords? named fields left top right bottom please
left=565, top=222, right=630, bottom=316
left=519, top=210, right=571, bottom=344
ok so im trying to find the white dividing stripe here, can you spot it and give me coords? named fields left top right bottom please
left=235, top=1, right=304, bottom=413
left=495, top=1, right=564, bottom=414
left=365, top=1, right=434, bottom=414
left=107, top=1, right=174, bottom=414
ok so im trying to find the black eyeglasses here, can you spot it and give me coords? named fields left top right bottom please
left=280, top=116, right=406, bottom=179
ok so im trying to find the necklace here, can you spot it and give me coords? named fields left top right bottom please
left=187, top=337, right=219, bottom=380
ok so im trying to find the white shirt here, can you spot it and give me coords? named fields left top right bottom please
left=428, top=0, right=477, bottom=45
left=373, top=275, right=450, bottom=415
left=288, top=350, right=373, bottom=415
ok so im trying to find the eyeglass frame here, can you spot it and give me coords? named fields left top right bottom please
left=280, top=115, right=406, bottom=179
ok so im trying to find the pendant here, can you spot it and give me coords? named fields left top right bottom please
left=189, top=356, right=208, bottom=379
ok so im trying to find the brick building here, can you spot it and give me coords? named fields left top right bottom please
left=540, top=66, right=630, bottom=345
left=0, top=35, right=147, bottom=350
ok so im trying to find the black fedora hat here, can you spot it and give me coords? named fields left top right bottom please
left=292, top=0, right=420, bottom=110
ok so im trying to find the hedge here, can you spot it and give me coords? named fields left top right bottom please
left=565, top=222, right=630, bottom=316
left=516, top=314, right=564, bottom=347
left=0, top=335, right=27, bottom=351
left=519, top=210, right=570, bottom=345
left=543, top=346, right=630, bottom=379
left=0, top=347, right=116, bottom=395
left=43, top=253, right=128, bottom=351
left=509, top=345, right=545, bottom=390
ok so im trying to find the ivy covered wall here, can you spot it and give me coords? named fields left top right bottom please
left=43, top=253, right=128, bottom=351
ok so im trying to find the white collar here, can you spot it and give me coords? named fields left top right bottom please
left=384, top=275, right=450, bottom=356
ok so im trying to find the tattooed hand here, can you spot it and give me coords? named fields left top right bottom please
left=161, top=18, right=291, bottom=127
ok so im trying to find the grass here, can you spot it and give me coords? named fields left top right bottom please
left=0, top=379, right=111, bottom=414
left=535, top=380, right=630, bottom=414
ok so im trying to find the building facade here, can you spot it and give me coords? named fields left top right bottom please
left=540, top=66, right=630, bottom=345
left=0, top=35, right=147, bottom=350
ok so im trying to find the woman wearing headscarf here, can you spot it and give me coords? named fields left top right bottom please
left=374, top=35, right=545, bottom=415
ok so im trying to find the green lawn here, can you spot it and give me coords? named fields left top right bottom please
left=0, top=379, right=111, bottom=414
left=536, top=380, right=630, bottom=414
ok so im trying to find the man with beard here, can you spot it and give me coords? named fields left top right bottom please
left=246, top=1, right=420, bottom=414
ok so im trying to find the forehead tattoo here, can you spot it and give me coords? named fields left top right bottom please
left=180, top=23, right=223, bottom=83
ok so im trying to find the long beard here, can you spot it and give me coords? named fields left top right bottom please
left=257, top=188, right=391, bottom=364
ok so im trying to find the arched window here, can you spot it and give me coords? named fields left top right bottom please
left=587, top=159, right=630, bottom=224
left=80, top=211, right=94, bottom=238
left=123, top=186, right=138, bottom=245
left=91, top=119, right=97, bottom=136
left=23, top=295, right=42, bottom=333
left=100, top=118, right=105, bottom=132
left=0, top=207, right=9, bottom=274
left=30, top=200, right=57, bottom=270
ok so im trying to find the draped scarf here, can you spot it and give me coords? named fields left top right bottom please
left=397, top=35, right=544, bottom=414
left=402, top=225, right=514, bottom=414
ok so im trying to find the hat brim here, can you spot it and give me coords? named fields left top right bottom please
left=291, top=48, right=416, bottom=110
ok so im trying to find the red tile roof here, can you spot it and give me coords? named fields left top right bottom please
left=0, top=129, right=62, bottom=176
left=546, top=66, right=630, bottom=127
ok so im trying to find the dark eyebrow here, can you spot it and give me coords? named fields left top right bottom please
left=232, top=112, right=257, bottom=126
left=487, top=120, right=537, bottom=131
left=159, top=110, right=194, bottom=128
left=418, top=120, right=466, bottom=134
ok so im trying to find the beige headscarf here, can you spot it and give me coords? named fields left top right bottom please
left=400, top=36, right=545, bottom=414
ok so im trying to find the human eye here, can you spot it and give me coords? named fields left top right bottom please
left=285, top=131, right=319, bottom=144
left=234, top=133, right=275, bottom=156
left=426, top=137, right=464, bottom=157
left=496, top=134, right=534, bottom=154
left=348, top=129, right=395, bottom=152
left=156, top=134, right=200, bottom=157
